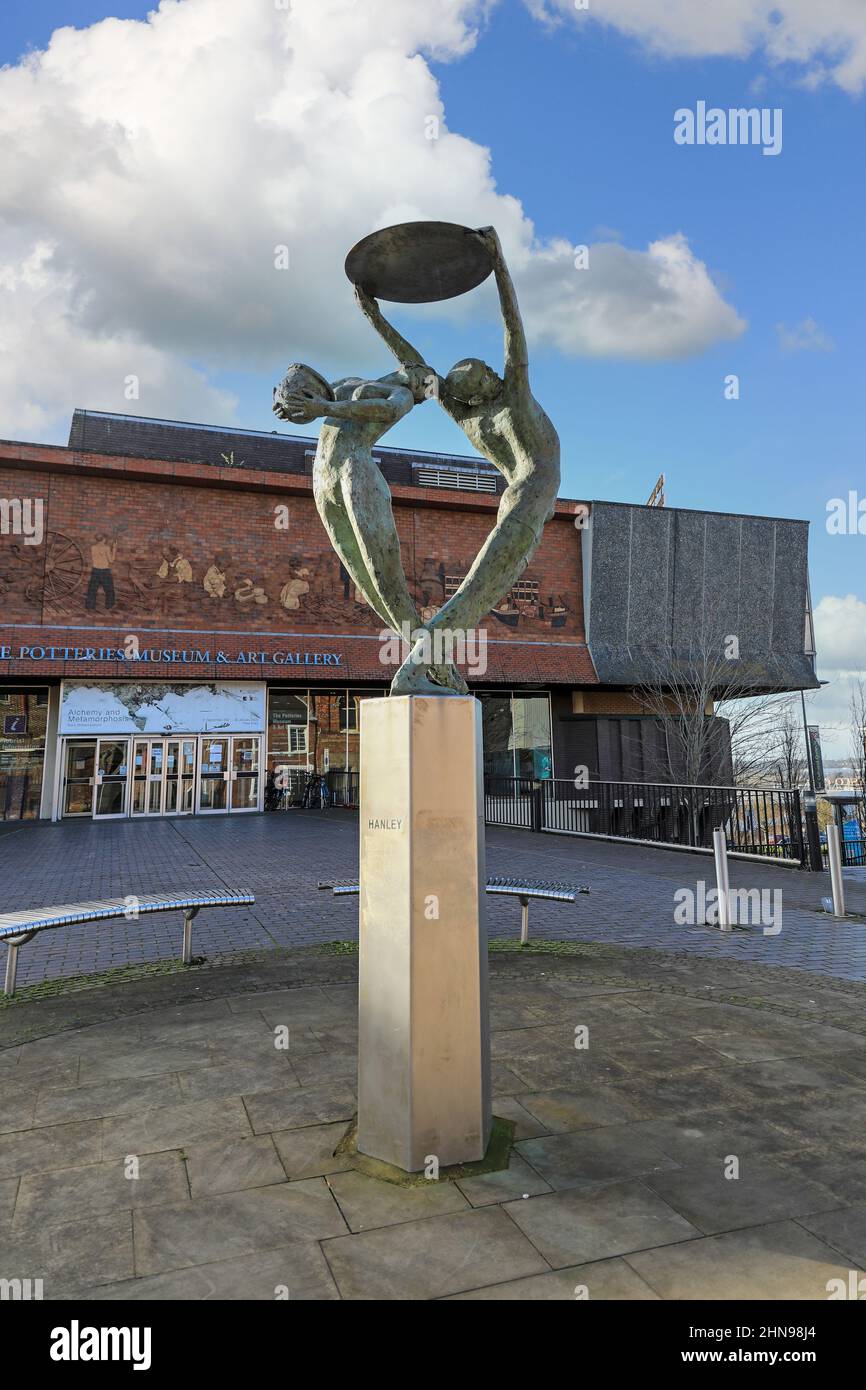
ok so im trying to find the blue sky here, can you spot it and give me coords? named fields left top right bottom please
left=1, top=1, right=863, bottom=749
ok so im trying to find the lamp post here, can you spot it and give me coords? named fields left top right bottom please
left=801, top=689, right=815, bottom=792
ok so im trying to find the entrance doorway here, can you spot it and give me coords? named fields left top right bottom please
left=60, top=734, right=262, bottom=819
left=63, top=738, right=131, bottom=818
left=131, top=738, right=197, bottom=816
left=197, top=735, right=261, bottom=813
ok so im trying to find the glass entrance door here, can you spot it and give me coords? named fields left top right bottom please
left=93, top=739, right=129, bottom=818
left=166, top=739, right=196, bottom=815
left=230, top=736, right=260, bottom=811
left=60, top=732, right=259, bottom=818
left=63, top=740, right=97, bottom=816
left=132, top=739, right=163, bottom=815
left=132, top=738, right=198, bottom=815
left=198, top=736, right=229, bottom=812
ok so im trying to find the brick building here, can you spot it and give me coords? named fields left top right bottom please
left=0, top=409, right=818, bottom=822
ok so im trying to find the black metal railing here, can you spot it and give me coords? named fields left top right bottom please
left=821, top=835, right=866, bottom=868
left=484, top=776, right=806, bottom=865
left=483, top=775, right=538, bottom=830
left=327, top=770, right=359, bottom=808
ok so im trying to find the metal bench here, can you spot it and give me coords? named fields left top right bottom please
left=0, top=890, right=255, bottom=996
left=318, top=876, right=589, bottom=944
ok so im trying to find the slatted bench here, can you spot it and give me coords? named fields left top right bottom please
left=0, top=891, right=255, bottom=996
left=318, top=876, right=589, bottom=944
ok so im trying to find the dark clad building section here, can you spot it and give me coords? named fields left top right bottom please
left=584, top=501, right=817, bottom=692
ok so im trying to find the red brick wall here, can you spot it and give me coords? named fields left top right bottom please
left=0, top=451, right=591, bottom=685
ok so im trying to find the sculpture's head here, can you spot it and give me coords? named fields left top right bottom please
left=442, top=357, right=502, bottom=407
left=394, top=363, right=435, bottom=404
left=273, top=363, right=334, bottom=420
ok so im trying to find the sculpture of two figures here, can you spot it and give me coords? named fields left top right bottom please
left=273, top=223, right=560, bottom=695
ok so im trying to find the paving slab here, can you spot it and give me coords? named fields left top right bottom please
left=0, top=1176, right=18, bottom=1228
left=325, top=1169, right=470, bottom=1232
left=78, top=1244, right=340, bottom=1301
left=798, top=1203, right=866, bottom=1269
left=456, top=1152, right=552, bottom=1207
left=322, top=1206, right=549, bottom=1300
left=515, top=1126, right=680, bottom=1192
left=643, top=1156, right=842, bottom=1235
left=487, top=1096, right=550, bottom=1140
left=773, top=1149, right=866, bottom=1207
left=0, top=1212, right=134, bottom=1296
left=503, top=1179, right=699, bottom=1267
left=445, top=1256, right=660, bottom=1300
left=76, top=1038, right=215, bottom=1085
left=102, top=1096, right=252, bottom=1159
left=272, top=1122, right=356, bottom=1180
left=0, top=1118, right=103, bottom=1181
left=12, top=1152, right=189, bottom=1230
left=134, top=1180, right=348, bottom=1276
left=34, top=1073, right=184, bottom=1127
left=243, top=1079, right=357, bottom=1134
left=0, top=1081, right=37, bottom=1134
left=184, top=1134, right=287, bottom=1197
left=176, top=1056, right=299, bottom=1103
left=625, top=1220, right=865, bottom=1300
left=517, top=1086, right=644, bottom=1133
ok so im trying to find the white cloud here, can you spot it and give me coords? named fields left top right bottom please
left=528, top=0, right=866, bottom=94
left=776, top=317, right=835, bottom=352
left=0, top=243, right=237, bottom=439
left=519, top=233, right=745, bottom=360
left=0, top=0, right=744, bottom=440
left=809, top=593, right=866, bottom=760
left=814, top=593, right=866, bottom=672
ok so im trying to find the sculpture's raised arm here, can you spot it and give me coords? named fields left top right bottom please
left=473, top=227, right=529, bottom=391
left=354, top=286, right=438, bottom=380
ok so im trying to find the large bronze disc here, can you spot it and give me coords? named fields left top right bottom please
left=345, top=221, right=493, bottom=303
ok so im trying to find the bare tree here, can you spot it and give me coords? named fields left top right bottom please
left=849, top=677, right=866, bottom=802
left=631, top=639, right=791, bottom=788
left=724, top=694, right=805, bottom=787
left=746, top=696, right=808, bottom=788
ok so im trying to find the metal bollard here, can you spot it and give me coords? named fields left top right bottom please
left=826, top=824, right=846, bottom=918
left=712, top=828, right=732, bottom=932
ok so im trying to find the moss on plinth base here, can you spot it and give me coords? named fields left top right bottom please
left=334, top=1114, right=515, bottom=1187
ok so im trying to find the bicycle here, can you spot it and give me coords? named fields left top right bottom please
left=301, top=773, right=330, bottom=810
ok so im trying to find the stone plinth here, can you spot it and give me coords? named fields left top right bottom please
left=357, top=695, right=491, bottom=1172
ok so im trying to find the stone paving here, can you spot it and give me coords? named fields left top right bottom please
left=2, top=812, right=866, bottom=988
left=1, top=944, right=865, bottom=1300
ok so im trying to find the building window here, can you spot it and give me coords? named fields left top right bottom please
left=267, top=690, right=309, bottom=770
left=288, top=725, right=307, bottom=754
left=477, top=691, right=553, bottom=781
left=0, top=686, right=49, bottom=821
left=338, top=694, right=359, bottom=731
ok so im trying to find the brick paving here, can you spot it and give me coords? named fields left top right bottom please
left=2, top=812, right=866, bottom=989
